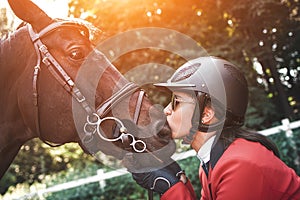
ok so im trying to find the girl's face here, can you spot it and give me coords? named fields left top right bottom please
left=164, top=91, right=196, bottom=139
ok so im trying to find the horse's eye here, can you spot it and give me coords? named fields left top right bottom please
left=69, top=49, right=84, bottom=60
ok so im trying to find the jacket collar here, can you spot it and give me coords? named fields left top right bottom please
left=197, top=135, right=216, bottom=165
left=210, top=137, right=227, bottom=169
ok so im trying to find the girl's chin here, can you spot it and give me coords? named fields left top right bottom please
left=171, top=132, right=181, bottom=139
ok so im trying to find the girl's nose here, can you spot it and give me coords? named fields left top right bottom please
left=164, top=103, right=172, bottom=116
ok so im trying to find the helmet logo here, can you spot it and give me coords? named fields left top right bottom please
left=171, top=63, right=201, bottom=82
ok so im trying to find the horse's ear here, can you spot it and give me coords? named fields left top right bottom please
left=8, top=0, right=53, bottom=32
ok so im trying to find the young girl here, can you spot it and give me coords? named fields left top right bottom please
left=131, top=56, right=300, bottom=199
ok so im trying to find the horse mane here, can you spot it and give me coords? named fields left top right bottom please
left=0, top=22, right=28, bottom=61
left=0, top=24, right=29, bottom=73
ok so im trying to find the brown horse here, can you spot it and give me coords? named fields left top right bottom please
left=0, top=0, right=175, bottom=179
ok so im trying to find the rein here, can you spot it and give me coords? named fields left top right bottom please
left=27, top=21, right=147, bottom=152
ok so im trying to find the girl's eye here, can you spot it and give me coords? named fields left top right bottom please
left=69, top=49, right=84, bottom=60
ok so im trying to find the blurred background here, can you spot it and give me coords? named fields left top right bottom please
left=0, top=0, right=299, bottom=199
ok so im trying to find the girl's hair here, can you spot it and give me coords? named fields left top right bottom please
left=220, top=127, right=281, bottom=158
left=205, top=95, right=281, bottom=158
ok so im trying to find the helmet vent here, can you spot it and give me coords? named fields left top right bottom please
left=224, top=64, right=247, bottom=86
left=171, top=63, right=200, bottom=82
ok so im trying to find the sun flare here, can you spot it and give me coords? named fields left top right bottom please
left=31, top=0, right=69, bottom=18
left=0, top=0, right=69, bottom=27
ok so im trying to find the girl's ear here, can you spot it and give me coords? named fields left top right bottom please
left=201, top=106, right=215, bottom=124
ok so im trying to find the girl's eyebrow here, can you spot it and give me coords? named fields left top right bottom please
left=173, top=94, right=181, bottom=99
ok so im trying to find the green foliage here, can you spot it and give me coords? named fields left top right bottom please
left=27, top=157, right=201, bottom=200
left=268, top=128, right=300, bottom=174
left=245, top=86, right=282, bottom=129
left=45, top=164, right=106, bottom=200
left=0, top=139, right=100, bottom=195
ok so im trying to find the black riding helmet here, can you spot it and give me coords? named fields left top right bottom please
left=155, top=56, right=248, bottom=135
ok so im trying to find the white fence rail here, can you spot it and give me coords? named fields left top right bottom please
left=17, top=118, right=300, bottom=200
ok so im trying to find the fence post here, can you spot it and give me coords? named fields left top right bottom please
left=37, top=191, right=45, bottom=200
left=282, top=118, right=293, bottom=137
left=97, top=169, right=106, bottom=188
left=281, top=118, right=299, bottom=166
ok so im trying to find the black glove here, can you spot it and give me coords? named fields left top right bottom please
left=132, top=161, right=185, bottom=195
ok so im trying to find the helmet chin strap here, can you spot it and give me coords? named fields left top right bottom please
left=197, top=118, right=226, bottom=132
left=182, top=92, right=226, bottom=144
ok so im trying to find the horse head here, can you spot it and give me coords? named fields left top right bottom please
left=0, top=0, right=175, bottom=179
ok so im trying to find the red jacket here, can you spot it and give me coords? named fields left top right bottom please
left=161, top=138, right=300, bottom=200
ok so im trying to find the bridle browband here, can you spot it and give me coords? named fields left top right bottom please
left=27, top=21, right=147, bottom=152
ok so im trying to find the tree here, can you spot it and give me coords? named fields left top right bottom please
left=68, top=0, right=300, bottom=127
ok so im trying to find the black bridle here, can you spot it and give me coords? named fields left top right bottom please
left=27, top=21, right=146, bottom=152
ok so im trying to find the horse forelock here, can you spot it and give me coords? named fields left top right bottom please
left=53, top=18, right=103, bottom=44
left=10, top=18, right=102, bottom=44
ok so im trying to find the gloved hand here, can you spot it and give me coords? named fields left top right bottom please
left=132, top=161, right=185, bottom=195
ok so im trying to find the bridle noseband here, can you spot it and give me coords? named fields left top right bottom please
left=27, top=21, right=147, bottom=153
